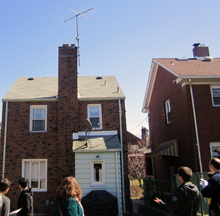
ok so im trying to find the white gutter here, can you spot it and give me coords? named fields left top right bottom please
left=2, top=101, right=9, bottom=178
left=118, top=99, right=126, bottom=213
left=189, top=79, right=203, bottom=173
left=115, top=151, right=120, bottom=216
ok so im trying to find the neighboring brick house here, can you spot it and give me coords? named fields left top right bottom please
left=141, top=43, right=220, bottom=181
left=0, top=44, right=129, bottom=215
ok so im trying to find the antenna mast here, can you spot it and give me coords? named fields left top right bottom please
left=46, top=7, right=94, bottom=67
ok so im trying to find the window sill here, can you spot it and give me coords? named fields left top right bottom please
left=91, top=183, right=106, bottom=187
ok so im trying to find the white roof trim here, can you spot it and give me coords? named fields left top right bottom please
left=78, top=130, right=117, bottom=136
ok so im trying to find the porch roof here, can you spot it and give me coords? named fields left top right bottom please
left=144, top=139, right=179, bottom=157
left=72, top=135, right=121, bottom=152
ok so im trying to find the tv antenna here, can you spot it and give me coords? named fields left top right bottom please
left=46, top=7, right=94, bottom=66
left=85, top=118, right=93, bottom=149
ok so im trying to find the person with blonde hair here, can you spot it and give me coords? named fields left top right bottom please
left=53, top=177, right=84, bottom=216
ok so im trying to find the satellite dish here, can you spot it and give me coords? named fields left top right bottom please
left=85, top=119, right=93, bottom=148
left=85, top=118, right=93, bottom=132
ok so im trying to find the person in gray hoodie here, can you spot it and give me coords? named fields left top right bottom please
left=154, top=166, right=200, bottom=216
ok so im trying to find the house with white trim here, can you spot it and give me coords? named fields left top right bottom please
left=0, top=44, right=129, bottom=215
left=141, top=43, right=220, bottom=180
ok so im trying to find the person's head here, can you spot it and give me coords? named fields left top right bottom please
left=0, top=178, right=11, bottom=194
left=55, top=176, right=82, bottom=203
left=177, top=166, right=192, bottom=183
left=18, top=177, right=28, bottom=189
left=209, top=158, right=220, bottom=172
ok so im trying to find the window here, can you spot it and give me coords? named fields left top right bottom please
left=210, top=143, right=220, bottom=159
left=22, top=159, right=47, bottom=192
left=88, top=104, right=102, bottom=129
left=91, top=160, right=105, bottom=186
left=30, top=105, right=47, bottom=132
left=165, top=99, right=172, bottom=124
left=211, top=87, right=220, bottom=106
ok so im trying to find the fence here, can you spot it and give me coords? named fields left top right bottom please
left=140, top=172, right=210, bottom=215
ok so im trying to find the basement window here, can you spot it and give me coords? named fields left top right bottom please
left=91, top=160, right=105, bottom=186
left=211, top=86, right=220, bottom=106
left=165, top=99, right=172, bottom=124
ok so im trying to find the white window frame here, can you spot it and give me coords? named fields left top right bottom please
left=87, top=104, right=102, bottom=130
left=210, top=142, right=220, bottom=159
left=90, top=160, right=105, bottom=186
left=210, top=85, right=220, bottom=106
left=165, top=99, right=172, bottom=124
left=22, top=159, right=47, bottom=192
left=30, top=105, right=47, bottom=132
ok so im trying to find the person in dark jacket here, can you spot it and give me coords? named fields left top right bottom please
left=201, top=158, right=220, bottom=216
left=0, top=178, right=11, bottom=216
left=154, top=166, right=200, bottom=216
left=17, top=177, right=33, bottom=216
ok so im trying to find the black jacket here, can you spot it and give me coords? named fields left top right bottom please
left=201, top=171, right=220, bottom=210
left=17, top=188, right=33, bottom=216
left=160, top=182, right=201, bottom=216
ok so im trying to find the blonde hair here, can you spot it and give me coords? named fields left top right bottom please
left=55, top=176, right=82, bottom=203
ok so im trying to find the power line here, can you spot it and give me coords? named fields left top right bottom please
left=129, top=117, right=148, bottom=132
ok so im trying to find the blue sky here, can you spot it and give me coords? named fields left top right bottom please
left=1, top=0, right=220, bottom=137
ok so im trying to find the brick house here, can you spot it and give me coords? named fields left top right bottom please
left=0, top=44, right=129, bottom=215
left=141, top=43, right=220, bottom=180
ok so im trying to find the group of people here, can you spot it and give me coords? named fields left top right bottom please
left=0, top=176, right=83, bottom=216
left=154, top=157, right=220, bottom=216
left=0, top=177, right=33, bottom=216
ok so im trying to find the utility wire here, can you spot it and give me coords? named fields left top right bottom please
left=129, top=117, right=148, bottom=132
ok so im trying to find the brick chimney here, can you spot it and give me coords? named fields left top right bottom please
left=141, top=127, right=147, bottom=147
left=193, top=43, right=210, bottom=57
left=57, top=44, right=78, bottom=179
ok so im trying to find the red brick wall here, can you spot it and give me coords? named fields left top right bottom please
left=192, top=85, right=220, bottom=172
left=149, top=65, right=198, bottom=180
left=0, top=101, right=58, bottom=214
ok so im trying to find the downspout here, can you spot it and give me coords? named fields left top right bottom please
left=115, top=151, right=120, bottom=216
left=2, top=101, right=9, bottom=178
left=118, top=99, right=126, bottom=213
left=189, top=79, right=203, bottom=173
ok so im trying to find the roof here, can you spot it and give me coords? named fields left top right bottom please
left=72, top=135, right=121, bottom=152
left=143, top=139, right=179, bottom=157
left=142, top=57, right=220, bottom=113
left=154, top=58, right=220, bottom=76
left=2, top=76, right=125, bottom=102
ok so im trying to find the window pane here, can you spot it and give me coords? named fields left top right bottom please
left=213, top=97, right=220, bottom=105
left=24, top=162, right=30, bottom=181
left=90, top=107, right=99, bottom=117
left=211, top=146, right=220, bottom=159
left=32, top=120, right=45, bottom=131
left=212, top=88, right=220, bottom=97
left=94, top=164, right=102, bottom=182
left=167, top=112, right=172, bottom=123
left=90, top=117, right=100, bottom=128
left=31, top=163, right=39, bottom=188
left=33, top=109, right=45, bottom=119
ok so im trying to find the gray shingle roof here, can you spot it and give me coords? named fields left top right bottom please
left=72, top=135, right=121, bottom=152
left=2, top=76, right=125, bottom=101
